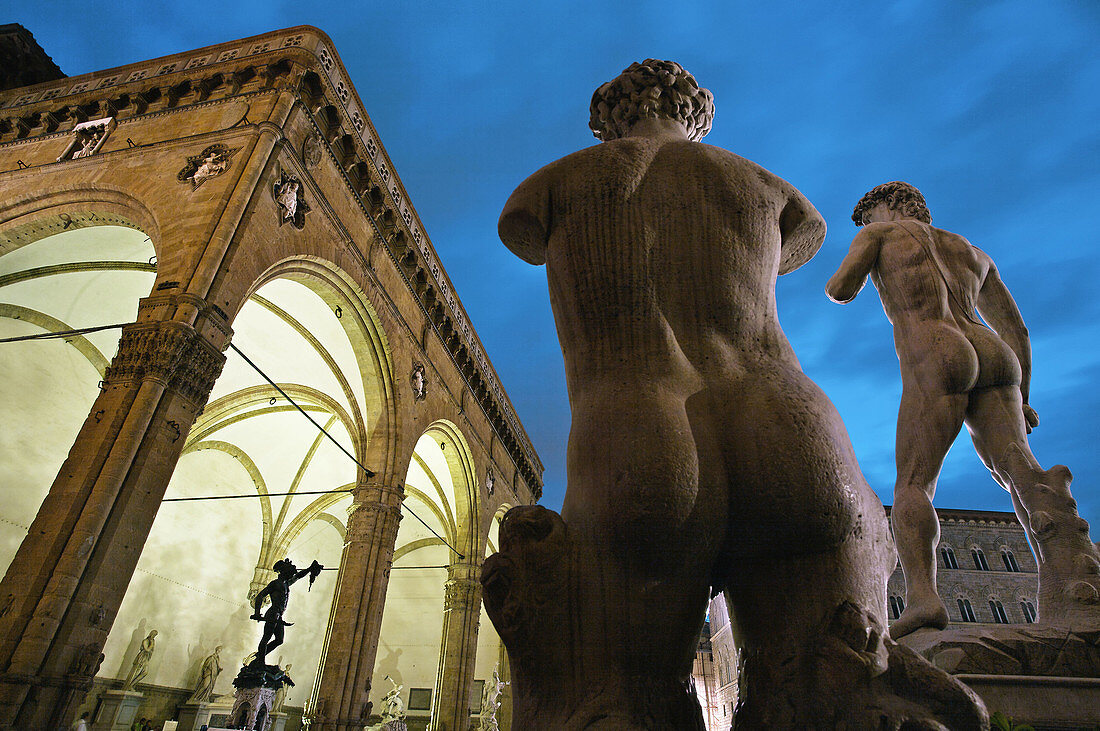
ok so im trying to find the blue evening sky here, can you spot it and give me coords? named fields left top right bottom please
left=11, top=1, right=1100, bottom=529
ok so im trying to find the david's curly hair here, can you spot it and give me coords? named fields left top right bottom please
left=589, top=59, right=715, bottom=142
left=852, top=181, right=932, bottom=226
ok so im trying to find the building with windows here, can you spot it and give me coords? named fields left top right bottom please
left=0, top=25, right=541, bottom=731
left=703, top=506, right=1038, bottom=728
left=885, top=507, right=1038, bottom=628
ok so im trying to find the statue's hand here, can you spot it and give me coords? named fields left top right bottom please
left=250, top=612, right=262, bottom=621
left=1023, top=404, right=1039, bottom=433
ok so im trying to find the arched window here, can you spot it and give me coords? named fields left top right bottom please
left=940, top=546, right=959, bottom=569
left=971, top=547, right=990, bottom=571
left=1001, top=548, right=1020, bottom=572
left=989, top=599, right=1009, bottom=624
left=957, top=598, right=977, bottom=622
left=888, top=595, right=906, bottom=620
left=1020, top=599, right=1037, bottom=623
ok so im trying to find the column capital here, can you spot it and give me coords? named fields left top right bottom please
left=104, top=320, right=225, bottom=407
left=345, top=482, right=404, bottom=540
left=444, top=562, right=482, bottom=612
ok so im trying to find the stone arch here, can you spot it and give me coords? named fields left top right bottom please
left=421, top=419, right=480, bottom=559
left=0, top=186, right=160, bottom=268
left=239, top=255, right=398, bottom=476
left=0, top=219, right=158, bottom=580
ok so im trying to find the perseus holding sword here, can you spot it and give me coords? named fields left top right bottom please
left=249, top=558, right=326, bottom=666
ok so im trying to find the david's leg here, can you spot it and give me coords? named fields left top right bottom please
left=890, top=386, right=968, bottom=638
left=967, top=387, right=1100, bottom=627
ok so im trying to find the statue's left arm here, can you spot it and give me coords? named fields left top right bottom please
left=289, top=560, right=324, bottom=586
left=976, top=259, right=1037, bottom=429
left=499, top=166, right=553, bottom=265
left=778, top=186, right=827, bottom=274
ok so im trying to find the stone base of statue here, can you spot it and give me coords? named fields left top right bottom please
left=176, top=697, right=235, bottom=731
left=267, top=711, right=289, bottom=731
left=93, top=689, right=144, bottom=731
left=227, top=686, right=275, bottom=731
left=901, top=623, right=1100, bottom=728
left=366, top=721, right=407, bottom=731
left=223, top=662, right=294, bottom=731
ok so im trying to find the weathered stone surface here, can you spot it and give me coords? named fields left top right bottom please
left=901, top=624, right=1100, bottom=678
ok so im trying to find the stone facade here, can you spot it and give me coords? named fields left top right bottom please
left=0, top=26, right=540, bottom=731
left=703, top=506, right=1040, bottom=728
left=0, top=25, right=64, bottom=92
left=886, top=507, right=1039, bottom=628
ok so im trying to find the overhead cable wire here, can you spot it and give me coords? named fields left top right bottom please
left=163, top=489, right=354, bottom=502
left=2, top=321, right=466, bottom=559
left=0, top=322, right=129, bottom=343
left=227, top=341, right=466, bottom=560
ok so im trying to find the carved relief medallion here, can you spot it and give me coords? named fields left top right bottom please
left=177, top=144, right=239, bottom=189
left=302, top=134, right=322, bottom=168
left=486, top=468, right=495, bottom=496
left=57, top=117, right=116, bottom=162
left=411, top=363, right=427, bottom=401
left=272, top=172, right=310, bottom=229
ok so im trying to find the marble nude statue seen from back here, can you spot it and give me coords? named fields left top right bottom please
left=828, top=181, right=1100, bottom=639
left=486, top=60, right=988, bottom=729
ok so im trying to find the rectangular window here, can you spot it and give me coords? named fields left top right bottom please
left=408, top=688, right=432, bottom=711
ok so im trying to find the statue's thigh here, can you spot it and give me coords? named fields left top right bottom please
left=716, top=369, right=867, bottom=557
left=564, top=389, right=726, bottom=557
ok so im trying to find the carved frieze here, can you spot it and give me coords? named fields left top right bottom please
left=177, top=143, right=238, bottom=189
left=56, top=116, right=115, bottom=161
left=272, top=171, right=309, bottom=228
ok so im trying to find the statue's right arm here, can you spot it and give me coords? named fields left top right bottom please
left=499, top=168, right=553, bottom=265
left=826, top=227, right=883, bottom=303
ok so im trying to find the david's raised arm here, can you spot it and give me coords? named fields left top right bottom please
left=826, top=225, right=883, bottom=303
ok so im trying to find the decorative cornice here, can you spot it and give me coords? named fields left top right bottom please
left=884, top=505, right=1022, bottom=527
left=0, top=26, right=544, bottom=498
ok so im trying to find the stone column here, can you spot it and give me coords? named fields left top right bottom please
left=430, top=561, right=482, bottom=731
left=0, top=297, right=229, bottom=730
left=308, top=480, right=404, bottom=731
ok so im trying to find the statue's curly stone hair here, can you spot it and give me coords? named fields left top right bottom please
left=589, top=59, right=715, bottom=142
left=852, top=181, right=932, bottom=226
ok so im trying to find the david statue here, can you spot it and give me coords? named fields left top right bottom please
left=828, top=181, right=1100, bottom=638
left=484, top=60, right=988, bottom=729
